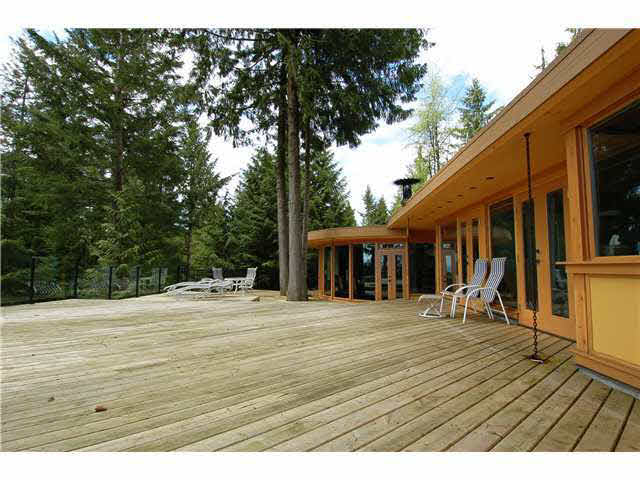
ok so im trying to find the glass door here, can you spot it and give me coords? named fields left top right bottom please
left=375, top=245, right=405, bottom=300
left=516, top=181, right=573, bottom=339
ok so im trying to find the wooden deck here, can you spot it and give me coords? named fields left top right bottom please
left=1, top=293, right=638, bottom=452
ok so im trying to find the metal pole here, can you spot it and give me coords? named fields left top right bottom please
left=135, top=266, right=141, bottom=297
left=524, top=133, right=544, bottom=364
left=157, top=268, right=162, bottom=293
left=176, top=265, right=181, bottom=284
left=108, top=266, right=113, bottom=300
left=73, top=260, right=79, bottom=298
left=29, top=257, right=36, bottom=304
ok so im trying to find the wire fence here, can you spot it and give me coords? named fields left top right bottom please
left=0, top=256, right=279, bottom=306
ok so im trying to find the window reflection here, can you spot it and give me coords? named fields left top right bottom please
left=353, top=244, right=375, bottom=300
left=334, top=245, right=349, bottom=298
left=589, top=100, right=640, bottom=257
left=490, top=198, right=518, bottom=308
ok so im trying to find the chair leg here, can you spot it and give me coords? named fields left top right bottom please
left=485, top=302, right=494, bottom=319
left=463, top=295, right=473, bottom=324
left=450, top=296, right=457, bottom=318
left=496, top=292, right=510, bottom=325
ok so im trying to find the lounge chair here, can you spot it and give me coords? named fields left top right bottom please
left=443, top=258, right=489, bottom=317
left=235, top=267, right=257, bottom=294
left=418, top=258, right=488, bottom=318
left=212, top=268, right=223, bottom=281
left=164, top=278, right=215, bottom=292
left=461, top=257, right=509, bottom=325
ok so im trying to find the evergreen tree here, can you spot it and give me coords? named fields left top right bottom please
left=372, top=197, right=390, bottom=225
left=191, top=29, right=429, bottom=300
left=360, top=186, right=378, bottom=226
left=177, top=119, right=229, bottom=268
left=360, top=186, right=389, bottom=226
left=228, top=148, right=355, bottom=289
left=307, top=151, right=356, bottom=230
left=455, top=78, right=496, bottom=143
left=1, top=29, right=193, bottom=271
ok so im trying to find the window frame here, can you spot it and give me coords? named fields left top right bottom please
left=584, top=97, right=640, bottom=261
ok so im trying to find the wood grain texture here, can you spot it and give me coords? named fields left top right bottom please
left=1, top=294, right=637, bottom=451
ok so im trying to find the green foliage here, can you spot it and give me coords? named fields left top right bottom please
left=555, top=28, right=580, bottom=57
left=407, top=71, right=458, bottom=184
left=360, top=185, right=389, bottom=226
left=455, top=78, right=496, bottom=143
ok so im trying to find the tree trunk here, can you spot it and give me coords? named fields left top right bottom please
left=286, top=40, right=305, bottom=301
left=301, top=116, right=311, bottom=299
left=276, top=59, right=289, bottom=297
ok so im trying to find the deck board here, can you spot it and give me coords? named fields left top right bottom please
left=1, top=294, right=638, bottom=452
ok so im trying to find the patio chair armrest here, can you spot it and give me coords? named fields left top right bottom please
left=464, top=286, right=493, bottom=297
left=441, top=283, right=466, bottom=294
left=453, top=284, right=481, bottom=295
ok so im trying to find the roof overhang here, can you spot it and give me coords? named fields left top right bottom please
left=388, top=28, right=640, bottom=231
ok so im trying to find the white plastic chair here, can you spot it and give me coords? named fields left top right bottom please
left=439, top=258, right=489, bottom=318
left=462, top=257, right=509, bottom=325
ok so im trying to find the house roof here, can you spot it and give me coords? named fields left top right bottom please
left=387, top=28, right=640, bottom=231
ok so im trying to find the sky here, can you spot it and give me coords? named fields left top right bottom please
left=0, top=25, right=575, bottom=222
left=202, top=26, right=575, bottom=221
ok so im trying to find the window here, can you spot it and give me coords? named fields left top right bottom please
left=395, top=255, right=403, bottom=299
left=380, top=254, right=389, bottom=300
left=461, top=221, right=468, bottom=282
left=323, top=246, right=331, bottom=295
left=409, top=243, right=435, bottom=294
left=547, top=189, right=569, bottom=317
left=334, top=245, right=349, bottom=298
left=588, top=100, right=640, bottom=256
left=490, top=198, right=518, bottom=308
left=471, top=219, right=480, bottom=267
left=440, top=222, right=458, bottom=287
left=353, top=244, right=375, bottom=300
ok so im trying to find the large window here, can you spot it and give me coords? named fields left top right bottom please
left=323, top=246, right=331, bottom=295
left=461, top=221, right=468, bottom=282
left=353, top=244, right=375, bottom=300
left=547, top=189, right=569, bottom=317
left=589, top=100, right=640, bottom=256
left=490, top=198, right=518, bottom=308
left=409, top=243, right=435, bottom=294
left=440, top=222, right=458, bottom=287
left=334, top=245, right=349, bottom=298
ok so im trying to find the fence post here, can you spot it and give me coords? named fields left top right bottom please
left=29, top=257, right=36, bottom=304
left=135, top=266, right=141, bottom=297
left=157, top=268, right=162, bottom=293
left=73, top=260, right=79, bottom=298
left=108, top=266, right=113, bottom=300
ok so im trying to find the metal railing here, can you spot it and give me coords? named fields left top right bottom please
left=0, top=257, right=281, bottom=306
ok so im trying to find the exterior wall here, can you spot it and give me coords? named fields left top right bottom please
left=564, top=92, right=640, bottom=388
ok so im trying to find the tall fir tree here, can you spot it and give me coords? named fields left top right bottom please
left=1, top=29, right=193, bottom=271
left=360, top=186, right=389, bottom=226
left=177, top=119, right=229, bottom=268
left=455, top=78, right=496, bottom=144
